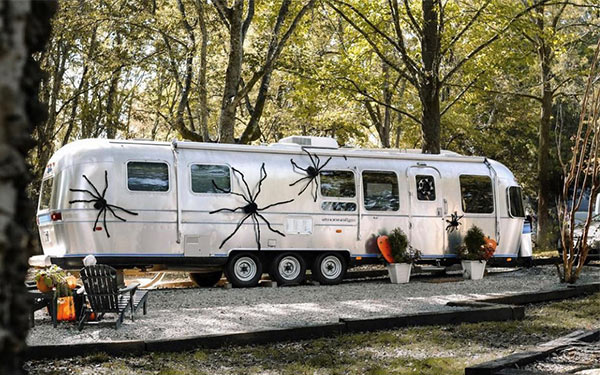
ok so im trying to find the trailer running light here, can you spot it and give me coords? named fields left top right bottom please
left=336, top=229, right=342, bottom=233
left=95, top=227, right=103, bottom=231
left=356, top=256, right=362, bottom=260
left=50, top=212, right=62, bottom=221
left=506, top=258, right=512, bottom=262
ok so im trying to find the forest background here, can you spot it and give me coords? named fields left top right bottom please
left=33, top=0, right=600, bottom=248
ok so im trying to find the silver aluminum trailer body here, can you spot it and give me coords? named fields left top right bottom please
left=35, top=137, right=528, bottom=285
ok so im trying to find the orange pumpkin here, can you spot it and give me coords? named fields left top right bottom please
left=377, top=235, right=395, bottom=263
left=484, top=237, right=497, bottom=251
left=66, top=275, right=78, bottom=290
left=36, top=279, right=52, bottom=293
left=56, top=296, right=76, bottom=321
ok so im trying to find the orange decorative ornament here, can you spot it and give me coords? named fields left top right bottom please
left=36, top=279, right=52, bottom=293
left=377, top=235, right=395, bottom=264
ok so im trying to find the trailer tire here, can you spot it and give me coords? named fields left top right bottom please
left=269, top=252, right=306, bottom=286
left=189, top=271, right=222, bottom=287
left=312, top=253, right=346, bottom=285
left=225, top=253, right=263, bottom=288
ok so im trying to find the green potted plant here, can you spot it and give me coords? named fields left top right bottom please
left=379, top=228, right=421, bottom=284
left=457, top=225, right=496, bottom=280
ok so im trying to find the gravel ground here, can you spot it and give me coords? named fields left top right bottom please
left=26, top=265, right=599, bottom=346
left=524, top=342, right=600, bottom=374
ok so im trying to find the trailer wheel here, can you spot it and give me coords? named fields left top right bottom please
left=312, top=253, right=346, bottom=285
left=225, top=253, right=262, bottom=288
left=189, top=271, right=222, bottom=287
left=269, top=252, right=306, bottom=286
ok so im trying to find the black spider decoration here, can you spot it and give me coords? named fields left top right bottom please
left=289, top=148, right=332, bottom=202
left=445, top=211, right=464, bottom=232
left=69, top=170, right=138, bottom=238
left=209, top=163, right=294, bottom=251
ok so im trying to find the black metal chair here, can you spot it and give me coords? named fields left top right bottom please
left=78, top=264, right=148, bottom=330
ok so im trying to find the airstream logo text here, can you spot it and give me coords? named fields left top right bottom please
left=321, top=217, right=356, bottom=224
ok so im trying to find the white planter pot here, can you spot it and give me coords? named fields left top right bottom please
left=387, top=263, right=412, bottom=284
left=461, top=260, right=486, bottom=280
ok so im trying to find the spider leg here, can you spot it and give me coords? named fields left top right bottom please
left=257, top=199, right=294, bottom=211
left=92, top=208, right=103, bottom=232
left=218, top=213, right=251, bottom=249
left=106, top=205, right=126, bottom=222
left=103, top=208, right=110, bottom=238
left=302, top=148, right=317, bottom=169
left=251, top=214, right=261, bottom=251
left=312, top=179, right=319, bottom=202
left=209, top=206, right=244, bottom=214
left=253, top=163, right=267, bottom=201
left=318, top=157, right=332, bottom=170
left=69, top=199, right=97, bottom=204
left=314, top=153, right=321, bottom=168
left=70, top=188, right=100, bottom=200
left=290, top=159, right=309, bottom=173
left=297, top=177, right=314, bottom=196
left=289, top=175, right=310, bottom=187
left=232, top=167, right=253, bottom=202
left=82, top=174, right=102, bottom=198
left=256, top=212, right=285, bottom=237
left=101, top=170, right=108, bottom=198
left=106, top=204, right=139, bottom=216
left=212, top=181, right=251, bottom=204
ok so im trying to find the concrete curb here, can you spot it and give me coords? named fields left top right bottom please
left=24, top=282, right=599, bottom=360
left=464, top=329, right=599, bottom=375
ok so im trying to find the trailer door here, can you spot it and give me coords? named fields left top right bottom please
left=407, top=166, right=445, bottom=257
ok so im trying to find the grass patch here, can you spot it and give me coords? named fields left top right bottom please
left=25, top=293, right=600, bottom=375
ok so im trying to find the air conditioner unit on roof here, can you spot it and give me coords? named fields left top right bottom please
left=277, top=136, right=339, bottom=149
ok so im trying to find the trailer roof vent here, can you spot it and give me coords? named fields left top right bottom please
left=277, top=136, right=339, bottom=149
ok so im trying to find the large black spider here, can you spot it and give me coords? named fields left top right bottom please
left=445, top=211, right=464, bottom=232
left=209, top=163, right=294, bottom=251
left=289, top=148, right=333, bottom=202
left=69, top=170, right=138, bottom=238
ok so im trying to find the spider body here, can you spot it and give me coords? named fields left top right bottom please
left=289, top=148, right=332, bottom=202
left=210, top=163, right=294, bottom=251
left=445, top=211, right=464, bottom=232
left=69, top=170, right=138, bottom=238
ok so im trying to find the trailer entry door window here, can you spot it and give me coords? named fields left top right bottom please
left=39, top=177, right=53, bottom=210
left=363, top=171, right=399, bottom=211
left=191, top=164, right=230, bottom=194
left=508, top=186, right=525, bottom=217
left=320, top=170, right=355, bottom=198
left=416, top=175, right=436, bottom=201
left=127, top=162, right=169, bottom=192
left=460, top=175, right=494, bottom=213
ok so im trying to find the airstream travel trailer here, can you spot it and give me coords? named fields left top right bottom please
left=33, top=136, right=530, bottom=287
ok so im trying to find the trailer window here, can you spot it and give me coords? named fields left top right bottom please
left=191, top=164, right=230, bottom=194
left=460, top=175, right=494, bottom=213
left=416, top=175, right=436, bottom=201
left=363, top=171, right=399, bottom=211
left=127, top=162, right=169, bottom=192
left=320, top=170, right=355, bottom=198
left=508, top=186, right=525, bottom=217
left=321, top=202, right=357, bottom=212
left=39, top=177, right=53, bottom=210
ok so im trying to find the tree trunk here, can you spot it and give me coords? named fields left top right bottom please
left=196, top=0, right=210, bottom=142
left=536, top=5, right=554, bottom=250
left=218, top=0, right=245, bottom=143
left=419, top=0, right=441, bottom=154
left=419, top=85, right=441, bottom=154
left=0, top=1, right=55, bottom=374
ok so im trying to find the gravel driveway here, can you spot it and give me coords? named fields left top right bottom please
left=27, top=265, right=599, bottom=346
